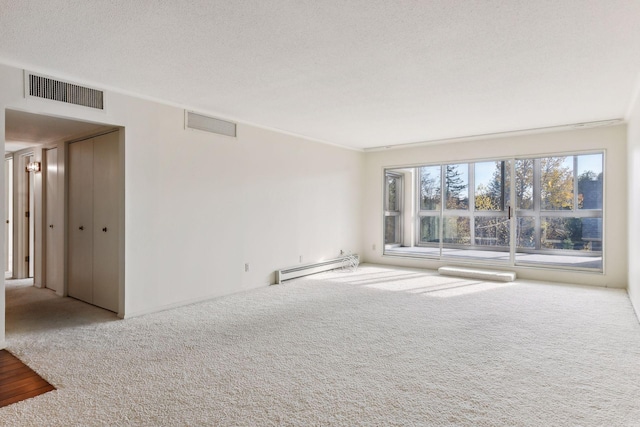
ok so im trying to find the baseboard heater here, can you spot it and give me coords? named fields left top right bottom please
left=275, top=255, right=359, bottom=284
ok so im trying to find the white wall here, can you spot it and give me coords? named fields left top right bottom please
left=363, top=125, right=628, bottom=288
left=627, top=89, right=640, bottom=319
left=0, top=63, right=364, bottom=341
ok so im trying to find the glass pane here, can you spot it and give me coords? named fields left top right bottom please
left=419, top=216, right=440, bottom=243
left=504, top=159, right=512, bottom=209
left=581, top=217, right=603, bottom=251
left=445, top=164, right=468, bottom=210
left=516, top=216, right=602, bottom=270
left=515, top=217, right=536, bottom=248
left=443, top=216, right=470, bottom=245
left=386, top=175, right=399, bottom=211
left=541, top=157, right=573, bottom=210
left=475, top=216, right=510, bottom=247
left=420, top=166, right=441, bottom=210
left=577, top=154, right=603, bottom=210
left=541, top=216, right=601, bottom=251
left=385, top=215, right=400, bottom=244
left=515, top=159, right=533, bottom=210
left=475, top=161, right=504, bottom=211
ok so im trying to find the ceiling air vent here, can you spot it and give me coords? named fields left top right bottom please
left=185, top=111, right=236, bottom=137
left=26, top=72, right=104, bottom=110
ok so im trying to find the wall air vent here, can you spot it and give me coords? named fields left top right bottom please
left=26, top=72, right=104, bottom=110
left=185, top=111, right=236, bottom=137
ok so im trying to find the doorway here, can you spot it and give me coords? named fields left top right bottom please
left=4, top=109, right=120, bottom=294
left=12, top=151, right=36, bottom=280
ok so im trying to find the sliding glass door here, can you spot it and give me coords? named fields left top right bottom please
left=514, top=154, right=603, bottom=270
left=384, top=151, right=604, bottom=272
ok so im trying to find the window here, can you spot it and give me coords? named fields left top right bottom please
left=418, top=165, right=441, bottom=246
left=515, top=155, right=603, bottom=269
left=384, top=152, right=604, bottom=271
left=384, top=172, right=402, bottom=246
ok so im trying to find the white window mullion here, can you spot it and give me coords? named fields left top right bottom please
left=509, top=158, right=516, bottom=265
left=533, top=158, right=541, bottom=251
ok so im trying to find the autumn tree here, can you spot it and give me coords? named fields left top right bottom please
left=541, top=157, right=573, bottom=210
left=515, top=159, right=534, bottom=209
left=474, top=162, right=509, bottom=246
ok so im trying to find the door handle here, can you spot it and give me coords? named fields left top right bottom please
left=79, top=226, right=84, bottom=230
left=102, top=227, right=108, bottom=232
left=49, top=224, right=54, bottom=228
left=508, top=206, right=511, bottom=220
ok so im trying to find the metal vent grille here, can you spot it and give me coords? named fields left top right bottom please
left=186, top=111, right=236, bottom=137
left=27, top=73, right=104, bottom=110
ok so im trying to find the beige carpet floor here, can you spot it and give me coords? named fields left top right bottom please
left=1, top=265, right=639, bottom=426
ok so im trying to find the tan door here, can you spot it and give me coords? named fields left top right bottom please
left=67, top=139, right=94, bottom=304
left=92, top=132, right=119, bottom=312
left=44, top=148, right=61, bottom=292
left=67, top=132, right=119, bottom=312
left=5, top=158, right=12, bottom=277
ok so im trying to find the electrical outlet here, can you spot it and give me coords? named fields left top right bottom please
left=245, top=263, right=249, bottom=272
left=299, top=255, right=303, bottom=263
left=372, top=244, right=376, bottom=251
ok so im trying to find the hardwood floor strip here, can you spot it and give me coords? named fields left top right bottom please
left=0, top=358, right=24, bottom=369
left=0, top=350, right=55, bottom=407
left=0, top=363, right=30, bottom=378
left=0, top=384, right=56, bottom=407
left=0, top=367, right=38, bottom=383
left=0, top=376, right=50, bottom=396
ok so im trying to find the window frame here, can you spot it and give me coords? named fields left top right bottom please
left=383, top=149, right=605, bottom=273
left=384, top=171, right=403, bottom=247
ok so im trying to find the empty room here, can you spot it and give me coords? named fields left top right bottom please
left=1, top=1, right=640, bottom=425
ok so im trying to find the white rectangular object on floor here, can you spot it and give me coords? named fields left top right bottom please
left=438, top=266, right=516, bottom=282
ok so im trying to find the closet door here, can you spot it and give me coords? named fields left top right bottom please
left=92, top=132, right=119, bottom=312
left=67, top=139, right=94, bottom=304
left=44, top=148, right=62, bottom=293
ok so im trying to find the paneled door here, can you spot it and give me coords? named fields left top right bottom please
left=68, top=139, right=94, bottom=304
left=44, top=148, right=62, bottom=292
left=92, top=132, right=120, bottom=312
left=68, top=131, right=119, bottom=312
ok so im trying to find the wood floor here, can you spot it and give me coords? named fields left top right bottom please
left=0, top=350, right=55, bottom=407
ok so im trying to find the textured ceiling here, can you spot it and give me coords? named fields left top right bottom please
left=1, top=0, right=640, bottom=149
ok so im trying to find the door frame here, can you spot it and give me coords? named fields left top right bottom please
left=12, top=150, right=36, bottom=280
left=4, top=155, right=13, bottom=278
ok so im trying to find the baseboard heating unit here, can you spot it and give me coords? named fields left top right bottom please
left=275, top=255, right=359, bottom=284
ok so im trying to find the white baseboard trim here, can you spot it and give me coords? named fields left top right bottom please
left=121, top=284, right=269, bottom=319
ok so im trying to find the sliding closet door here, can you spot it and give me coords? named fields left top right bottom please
left=92, top=132, right=119, bottom=312
left=67, top=139, right=94, bottom=304
left=44, top=148, right=62, bottom=293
